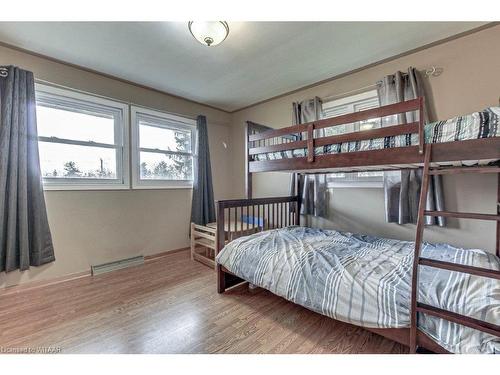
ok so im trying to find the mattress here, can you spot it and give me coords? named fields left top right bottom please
left=216, top=226, right=500, bottom=354
left=252, top=107, right=500, bottom=162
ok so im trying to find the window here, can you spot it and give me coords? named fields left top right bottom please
left=321, top=89, right=383, bottom=188
left=131, top=106, right=196, bottom=189
left=36, top=84, right=129, bottom=190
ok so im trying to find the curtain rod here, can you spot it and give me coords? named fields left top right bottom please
left=321, top=66, right=443, bottom=103
left=34, top=78, right=199, bottom=122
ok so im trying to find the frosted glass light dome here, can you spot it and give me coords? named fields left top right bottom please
left=188, top=21, right=229, bottom=47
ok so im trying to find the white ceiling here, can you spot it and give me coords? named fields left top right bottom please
left=0, top=22, right=486, bottom=112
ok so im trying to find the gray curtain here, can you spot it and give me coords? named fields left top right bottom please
left=292, top=96, right=323, bottom=135
left=377, top=67, right=445, bottom=226
left=0, top=65, right=55, bottom=272
left=190, top=115, right=216, bottom=225
left=289, top=97, right=327, bottom=218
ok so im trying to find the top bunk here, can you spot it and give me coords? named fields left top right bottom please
left=246, top=98, right=500, bottom=174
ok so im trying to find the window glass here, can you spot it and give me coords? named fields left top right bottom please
left=35, top=84, right=128, bottom=189
left=132, top=107, right=196, bottom=188
left=321, top=90, right=383, bottom=187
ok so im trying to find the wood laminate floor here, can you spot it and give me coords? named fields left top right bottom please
left=0, top=250, right=407, bottom=354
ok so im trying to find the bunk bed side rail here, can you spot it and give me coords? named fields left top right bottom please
left=216, top=195, right=300, bottom=253
left=246, top=97, right=425, bottom=167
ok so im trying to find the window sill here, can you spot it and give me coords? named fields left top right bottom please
left=43, top=182, right=193, bottom=191
left=42, top=183, right=130, bottom=191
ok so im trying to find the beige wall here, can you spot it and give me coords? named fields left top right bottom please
left=230, top=25, right=500, bottom=253
left=0, top=44, right=232, bottom=288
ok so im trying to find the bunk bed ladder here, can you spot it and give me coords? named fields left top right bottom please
left=410, top=145, right=500, bottom=353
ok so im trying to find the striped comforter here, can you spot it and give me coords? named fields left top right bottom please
left=216, top=226, right=500, bottom=353
left=253, top=107, right=500, bottom=161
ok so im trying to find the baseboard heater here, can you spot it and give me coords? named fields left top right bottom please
left=91, top=255, right=144, bottom=276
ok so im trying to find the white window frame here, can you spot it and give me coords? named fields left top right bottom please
left=35, top=84, right=130, bottom=190
left=322, top=89, right=383, bottom=188
left=131, top=106, right=197, bottom=189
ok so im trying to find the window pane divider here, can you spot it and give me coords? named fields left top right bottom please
left=139, top=146, right=193, bottom=157
left=38, top=136, right=118, bottom=149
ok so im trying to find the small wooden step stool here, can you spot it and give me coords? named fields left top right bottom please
left=190, top=222, right=218, bottom=269
left=191, top=216, right=265, bottom=270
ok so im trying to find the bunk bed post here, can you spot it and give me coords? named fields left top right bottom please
left=216, top=200, right=226, bottom=293
left=410, top=144, right=432, bottom=352
left=418, top=96, right=425, bottom=155
left=245, top=122, right=252, bottom=199
left=307, top=124, right=315, bottom=162
left=295, top=173, right=302, bottom=226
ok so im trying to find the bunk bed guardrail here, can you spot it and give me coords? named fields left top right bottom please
left=246, top=97, right=500, bottom=176
left=246, top=97, right=424, bottom=174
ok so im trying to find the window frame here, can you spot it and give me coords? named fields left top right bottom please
left=131, top=106, right=197, bottom=189
left=321, top=89, right=384, bottom=189
left=35, top=84, right=130, bottom=191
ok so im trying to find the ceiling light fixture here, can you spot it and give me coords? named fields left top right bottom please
left=188, top=21, right=229, bottom=47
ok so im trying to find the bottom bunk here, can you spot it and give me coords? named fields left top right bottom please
left=215, top=226, right=500, bottom=354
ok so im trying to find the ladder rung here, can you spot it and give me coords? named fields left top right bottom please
left=192, top=224, right=217, bottom=234
left=193, top=230, right=216, bottom=242
left=424, top=210, right=500, bottom=221
left=419, top=258, right=500, bottom=280
left=416, top=302, right=500, bottom=338
left=428, top=166, right=500, bottom=175
left=193, top=237, right=216, bottom=250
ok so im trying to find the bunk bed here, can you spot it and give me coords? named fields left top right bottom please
left=213, top=97, right=500, bottom=354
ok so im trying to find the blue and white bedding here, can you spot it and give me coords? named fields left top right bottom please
left=252, top=107, right=500, bottom=161
left=216, top=226, right=500, bottom=353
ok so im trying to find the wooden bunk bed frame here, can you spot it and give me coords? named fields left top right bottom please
left=215, top=97, right=500, bottom=354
